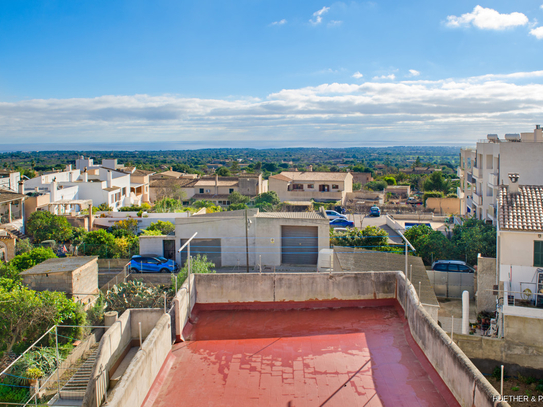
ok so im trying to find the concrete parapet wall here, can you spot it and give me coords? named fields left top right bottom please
left=396, top=274, right=508, bottom=407
left=82, top=308, right=165, bottom=407
left=97, top=259, right=130, bottom=270
left=193, top=272, right=397, bottom=304
left=106, top=314, right=172, bottom=407
left=174, top=274, right=195, bottom=341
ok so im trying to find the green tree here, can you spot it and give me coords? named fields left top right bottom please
left=230, top=161, right=240, bottom=173
left=215, top=167, right=231, bottom=176
left=111, top=219, right=139, bottom=236
left=423, top=171, right=450, bottom=193
left=144, top=220, right=175, bottom=235
left=228, top=191, right=250, bottom=205
left=26, top=211, right=72, bottom=243
left=154, top=197, right=184, bottom=213
left=330, top=226, right=388, bottom=250
left=404, top=224, right=453, bottom=265
left=228, top=203, right=248, bottom=211
left=81, top=229, right=116, bottom=258
left=450, top=218, right=496, bottom=265
left=365, top=180, right=387, bottom=191
left=382, top=176, right=397, bottom=186
left=353, top=182, right=362, bottom=191
left=9, top=247, right=57, bottom=274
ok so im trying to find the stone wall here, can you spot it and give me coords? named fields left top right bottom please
left=476, top=255, right=497, bottom=313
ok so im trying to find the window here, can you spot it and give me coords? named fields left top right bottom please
left=308, top=184, right=314, bottom=189
left=332, top=184, right=339, bottom=189
left=205, top=189, right=211, bottom=193
left=292, top=184, right=304, bottom=190
left=199, top=188, right=204, bottom=193
left=122, top=187, right=127, bottom=196
left=534, top=241, right=543, bottom=267
left=229, top=188, right=234, bottom=193
left=319, top=185, right=330, bottom=192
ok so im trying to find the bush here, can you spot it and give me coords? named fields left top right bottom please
left=9, top=247, right=57, bottom=273
left=81, top=230, right=115, bottom=258
left=144, top=220, right=175, bottom=235
left=330, top=226, right=389, bottom=250
left=365, top=180, right=387, bottom=191
left=172, top=254, right=215, bottom=287
left=26, top=211, right=72, bottom=243
left=228, top=203, right=248, bottom=211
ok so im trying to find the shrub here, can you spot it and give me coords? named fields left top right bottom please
left=26, top=211, right=72, bottom=243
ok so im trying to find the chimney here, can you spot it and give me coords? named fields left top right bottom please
left=107, top=170, right=113, bottom=188
left=69, top=171, right=75, bottom=182
left=18, top=180, right=24, bottom=195
left=307, top=165, right=313, bottom=172
left=215, top=174, right=219, bottom=194
left=50, top=181, right=58, bottom=202
left=508, top=173, right=520, bottom=194
left=82, top=168, right=88, bottom=182
left=65, top=164, right=72, bottom=171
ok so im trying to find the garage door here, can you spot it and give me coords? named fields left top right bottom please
left=180, top=238, right=222, bottom=268
left=281, top=226, right=318, bottom=265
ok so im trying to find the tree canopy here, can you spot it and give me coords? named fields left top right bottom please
left=26, top=211, right=72, bottom=243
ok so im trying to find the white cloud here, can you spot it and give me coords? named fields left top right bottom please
left=310, top=6, right=330, bottom=25
left=328, top=20, right=342, bottom=27
left=530, top=26, right=543, bottom=39
left=3, top=70, right=543, bottom=147
left=352, top=71, right=363, bottom=79
left=372, top=74, right=396, bottom=80
left=541, top=4, right=543, bottom=9
left=446, top=6, right=528, bottom=30
left=270, top=19, right=287, bottom=26
left=408, top=69, right=420, bottom=77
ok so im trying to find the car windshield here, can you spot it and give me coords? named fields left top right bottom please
left=157, top=257, right=168, bottom=263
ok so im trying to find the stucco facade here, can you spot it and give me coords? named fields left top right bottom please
left=269, top=172, right=353, bottom=205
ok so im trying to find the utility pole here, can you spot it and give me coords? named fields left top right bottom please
left=245, top=209, right=249, bottom=273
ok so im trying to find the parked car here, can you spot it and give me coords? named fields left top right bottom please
left=332, top=227, right=349, bottom=234
left=329, top=218, right=355, bottom=228
left=431, top=260, right=474, bottom=273
left=325, top=210, right=347, bottom=220
left=130, top=255, right=179, bottom=273
left=369, top=206, right=381, bottom=217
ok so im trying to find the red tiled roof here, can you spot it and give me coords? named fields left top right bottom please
left=499, top=185, right=543, bottom=231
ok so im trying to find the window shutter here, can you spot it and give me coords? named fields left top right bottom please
left=534, top=241, right=543, bottom=267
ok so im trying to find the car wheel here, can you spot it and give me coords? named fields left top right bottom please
left=130, top=268, right=138, bottom=274
left=160, top=268, right=169, bottom=273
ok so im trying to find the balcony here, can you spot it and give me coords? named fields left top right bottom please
left=488, top=172, right=498, bottom=187
left=457, top=167, right=464, bottom=178
left=472, top=193, right=482, bottom=206
left=472, top=167, right=482, bottom=179
left=487, top=204, right=497, bottom=222
left=456, top=187, right=465, bottom=199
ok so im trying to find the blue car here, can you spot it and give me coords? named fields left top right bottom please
left=369, top=206, right=381, bottom=217
left=329, top=218, right=355, bottom=228
left=130, top=255, right=179, bottom=273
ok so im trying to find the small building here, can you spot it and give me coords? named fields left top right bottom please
left=0, top=187, right=27, bottom=234
left=139, top=209, right=330, bottom=268
left=350, top=172, right=373, bottom=186
left=21, top=256, right=99, bottom=305
left=385, top=185, right=411, bottom=199
left=268, top=171, right=353, bottom=205
left=0, top=229, right=16, bottom=262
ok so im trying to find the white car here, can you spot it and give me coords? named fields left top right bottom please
left=325, top=210, right=347, bottom=220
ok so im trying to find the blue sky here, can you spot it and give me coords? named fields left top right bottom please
left=1, top=1, right=543, bottom=149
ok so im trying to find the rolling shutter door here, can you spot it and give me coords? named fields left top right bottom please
left=281, top=226, right=318, bottom=265
left=180, top=238, right=222, bottom=267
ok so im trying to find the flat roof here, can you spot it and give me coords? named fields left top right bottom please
left=145, top=303, right=459, bottom=407
left=20, top=256, right=97, bottom=276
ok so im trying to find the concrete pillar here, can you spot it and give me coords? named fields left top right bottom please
left=50, top=181, right=58, bottom=202
left=104, top=311, right=118, bottom=328
left=462, top=290, right=469, bottom=335
left=8, top=202, right=12, bottom=223
left=82, top=169, right=88, bottom=182
left=18, top=180, right=24, bottom=194
left=107, top=171, right=113, bottom=188
left=88, top=204, right=93, bottom=231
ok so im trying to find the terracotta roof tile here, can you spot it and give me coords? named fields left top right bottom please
left=499, top=185, right=543, bottom=231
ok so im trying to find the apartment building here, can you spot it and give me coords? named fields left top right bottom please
left=458, top=125, right=543, bottom=224
left=268, top=172, right=353, bottom=205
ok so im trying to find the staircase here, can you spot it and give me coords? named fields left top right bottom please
left=58, top=348, right=98, bottom=401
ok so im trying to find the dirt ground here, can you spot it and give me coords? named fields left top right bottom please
left=488, top=375, right=543, bottom=407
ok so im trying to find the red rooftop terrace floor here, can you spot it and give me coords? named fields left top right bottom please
left=144, top=300, right=460, bottom=407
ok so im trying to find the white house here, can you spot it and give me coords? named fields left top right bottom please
left=268, top=172, right=353, bottom=205
left=498, top=175, right=543, bottom=318
left=139, top=208, right=330, bottom=268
